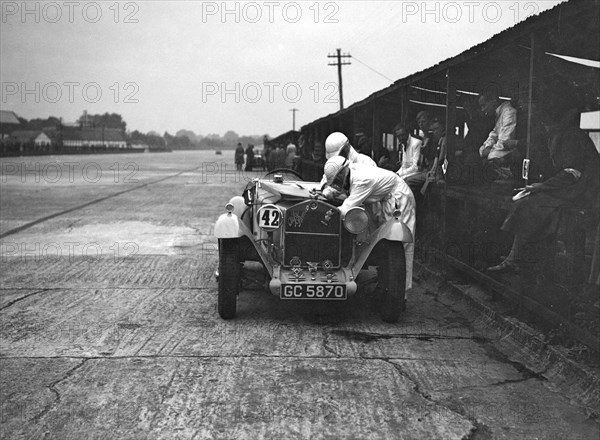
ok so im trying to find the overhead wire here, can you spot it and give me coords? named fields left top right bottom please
left=345, top=2, right=393, bottom=50
left=345, top=3, right=405, bottom=86
left=348, top=3, right=405, bottom=52
left=350, top=55, right=395, bottom=83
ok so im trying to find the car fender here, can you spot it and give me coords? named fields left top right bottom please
left=214, top=203, right=275, bottom=276
left=228, top=196, right=247, bottom=217
left=214, top=196, right=252, bottom=239
left=351, top=218, right=413, bottom=274
left=214, top=212, right=246, bottom=238
left=376, top=218, right=413, bottom=243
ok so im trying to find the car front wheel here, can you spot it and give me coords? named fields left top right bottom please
left=378, top=240, right=407, bottom=323
left=218, top=238, right=241, bottom=319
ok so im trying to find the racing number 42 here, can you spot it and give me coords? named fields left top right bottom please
left=260, top=208, right=280, bottom=228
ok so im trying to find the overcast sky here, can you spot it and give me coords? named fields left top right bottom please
left=1, top=0, right=568, bottom=136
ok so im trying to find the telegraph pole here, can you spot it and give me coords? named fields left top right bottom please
left=290, top=108, right=299, bottom=131
left=328, top=48, right=351, bottom=110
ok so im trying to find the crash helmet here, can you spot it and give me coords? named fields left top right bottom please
left=324, top=155, right=349, bottom=186
left=325, top=132, right=350, bottom=159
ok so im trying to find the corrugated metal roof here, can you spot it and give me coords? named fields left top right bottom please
left=302, top=0, right=599, bottom=129
left=387, top=0, right=598, bottom=88
left=269, top=130, right=299, bottom=145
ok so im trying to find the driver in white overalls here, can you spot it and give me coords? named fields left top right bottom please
left=322, top=155, right=416, bottom=290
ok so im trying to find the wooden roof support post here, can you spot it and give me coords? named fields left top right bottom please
left=445, top=68, right=457, bottom=181
left=525, top=31, right=543, bottom=185
left=400, top=85, right=409, bottom=128
left=371, top=99, right=381, bottom=163
left=519, top=31, right=545, bottom=312
left=438, top=68, right=456, bottom=271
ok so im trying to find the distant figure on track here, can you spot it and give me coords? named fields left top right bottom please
left=271, top=144, right=286, bottom=169
left=245, top=144, right=254, bottom=172
left=285, top=139, right=297, bottom=169
left=235, top=142, right=244, bottom=171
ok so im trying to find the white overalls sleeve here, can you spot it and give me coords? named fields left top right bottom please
left=357, top=154, right=377, bottom=167
left=338, top=176, right=375, bottom=217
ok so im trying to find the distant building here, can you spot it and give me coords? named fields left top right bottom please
left=131, top=142, right=149, bottom=152
left=0, top=110, right=21, bottom=138
left=10, top=130, right=52, bottom=149
left=62, top=126, right=127, bottom=149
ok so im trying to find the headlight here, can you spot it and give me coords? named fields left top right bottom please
left=256, top=204, right=283, bottom=230
left=343, top=207, right=368, bottom=234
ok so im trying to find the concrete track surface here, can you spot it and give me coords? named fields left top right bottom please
left=1, top=151, right=598, bottom=440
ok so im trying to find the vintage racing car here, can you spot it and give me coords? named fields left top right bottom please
left=214, top=169, right=413, bottom=322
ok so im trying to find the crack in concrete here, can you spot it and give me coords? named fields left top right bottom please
left=30, top=358, right=88, bottom=424
left=430, top=290, right=549, bottom=383
left=474, top=332, right=549, bottom=383
left=0, top=289, right=50, bottom=312
left=330, top=329, right=488, bottom=343
left=146, top=367, right=181, bottom=427
left=461, top=420, right=493, bottom=440
left=385, top=359, right=433, bottom=399
left=434, top=376, right=542, bottom=394
left=415, top=284, right=566, bottom=438
left=322, top=328, right=340, bottom=357
left=381, top=358, right=479, bottom=439
left=65, top=219, right=81, bottom=233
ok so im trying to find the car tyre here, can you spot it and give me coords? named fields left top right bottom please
left=378, top=240, right=407, bottom=323
left=218, top=238, right=241, bottom=319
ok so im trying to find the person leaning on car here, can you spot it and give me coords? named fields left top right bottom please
left=325, top=132, right=376, bottom=165
left=322, top=156, right=416, bottom=290
left=319, top=132, right=376, bottom=190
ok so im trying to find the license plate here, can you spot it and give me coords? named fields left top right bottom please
left=280, top=284, right=346, bottom=300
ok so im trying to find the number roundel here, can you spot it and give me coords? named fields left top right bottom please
left=256, top=204, right=283, bottom=231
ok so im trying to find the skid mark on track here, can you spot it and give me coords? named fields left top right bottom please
left=0, top=289, right=49, bottom=311
left=0, top=165, right=202, bottom=239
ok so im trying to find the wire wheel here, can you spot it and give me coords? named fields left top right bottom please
left=378, top=240, right=407, bottom=323
left=218, top=239, right=241, bottom=319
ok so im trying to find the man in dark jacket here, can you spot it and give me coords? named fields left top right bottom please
left=488, top=108, right=600, bottom=273
left=245, top=144, right=255, bottom=171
